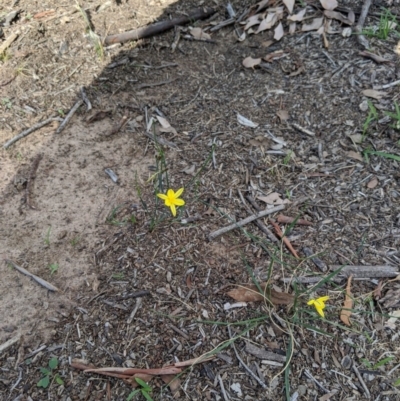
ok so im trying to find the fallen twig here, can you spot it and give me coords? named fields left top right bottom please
left=56, top=99, right=83, bottom=134
left=26, top=153, right=42, bottom=209
left=290, top=122, right=315, bottom=137
left=3, top=117, right=62, bottom=149
left=329, top=265, right=399, bottom=278
left=0, top=334, right=21, bottom=355
left=5, top=259, right=59, bottom=292
left=127, top=297, right=142, bottom=324
left=227, top=326, right=268, bottom=389
left=105, top=7, right=216, bottom=45
left=269, top=219, right=300, bottom=258
left=277, top=215, right=313, bottom=226
left=136, top=78, right=177, bottom=90
left=107, top=115, right=129, bottom=136
left=352, top=364, right=371, bottom=398
left=208, top=205, right=285, bottom=241
left=80, top=87, right=92, bottom=111
left=244, top=195, right=278, bottom=243
left=354, top=0, right=372, bottom=49
left=0, top=30, right=20, bottom=54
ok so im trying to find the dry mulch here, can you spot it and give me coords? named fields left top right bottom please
left=1, top=1, right=400, bottom=400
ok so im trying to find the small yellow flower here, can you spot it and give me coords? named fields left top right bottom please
left=157, top=188, right=185, bottom=217
left=307, top=296, right=329, bottom=318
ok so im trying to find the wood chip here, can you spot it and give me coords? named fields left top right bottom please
left=340, top=275, right=353, bottom=326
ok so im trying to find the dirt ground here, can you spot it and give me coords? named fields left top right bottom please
left=1, top=0, right=400, bottom=400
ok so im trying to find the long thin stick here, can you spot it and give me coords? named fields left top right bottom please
left=105, top=7, right=216, bottom=45
left=5, top=259, right=59, bottom=292
left=3, top=117, right=62, bottom=149
left=227, top=326, right=268, bottom=389
left=55, top=99, right=83, bottom=134
left=208, top=205, right=285, bottom=241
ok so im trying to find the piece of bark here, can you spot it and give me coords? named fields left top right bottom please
left=208, top=205, right=285, bottom=241
left=105, top=8, right=216, bottom=45
left=340, top=275, right=353, bottom=326
left=302, top=247, right=327, bottom=272
left=245, top=342, right=286, bottom=363
left=330, top=265, right=399, bottom=278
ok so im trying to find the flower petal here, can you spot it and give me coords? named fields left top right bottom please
left=174, top=199, right=185, bottom=206
left=170, top=204, right=177, bottom=217
left=307, top=300, right=315, bottom=306
left=157, top=193, right=167, bottom=200
left=317, top=296, right=330, bottom=302
left=167, top=189, right=176, bottom=198
left=175, top=188, right=184, bottom=197
left=316, top=306, right=325, bottom=318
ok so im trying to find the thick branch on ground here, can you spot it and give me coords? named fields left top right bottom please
left=104, top=7, right=216, bottom=45
left=330, top=265, right=399, bottom=278
left=208, top=205, right=285, bottom=241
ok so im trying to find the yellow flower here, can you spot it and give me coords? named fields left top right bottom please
left=157, top=188, right=185, bottom=217
left=307, top=296, right=329, bottom=318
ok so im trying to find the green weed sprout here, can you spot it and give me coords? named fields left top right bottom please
left=385, top=102, right=400, bottom=130
left=37, top=357, right=64, bottom=389
left=127, top=377, right=153, bottom=401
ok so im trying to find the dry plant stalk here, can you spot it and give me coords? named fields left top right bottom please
left=340, top=275, right=353, bottom=326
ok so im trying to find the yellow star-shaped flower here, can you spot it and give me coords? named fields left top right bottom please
left=157, top=188, right=185, bottom=217
left=307, top=296, right=329, bottom=318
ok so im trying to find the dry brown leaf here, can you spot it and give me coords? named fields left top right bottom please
left=258, top=192, right=283, bottom=205
left=227, top=283, right=294, bottom=305
left=256, top=0, right=270, bottom=12
left=263, top=50, right=286, bottom=62
left=367, top=177, right=378, bottom=189
left=347, top=150, right=363, bottom=162
left=283, top=0, right=295, bottom=13
left=162, top=375, right=181, bottom=398
left=277, top=109, right=289, bottom=122
left=190, top=27, right=211, bottom=41
left=274, top=22, right=284, bottom=41
left=362, top=89, right=387, bottom=100
left=289, top=22, right=296, bottom=34
left=256, top=13, right=277, bottom=33
left=288, top=8, right=306, bottom=22
left=340, top=275, right=353, bottom=326
left=156, top=115, right=178, bottom=135
left=302, top=17, right=324, bottom=32
left=373, top=280, right=383, bottom=300
left=348, top=11, right=355, bottom=24
left=244, top=14, right=261, bottom=31
left=261, top=40, right=274, bottom=48
left=320, top=0, right=338, bottom=11
left=324, top=10, right=353, bottom=25
left=242, top=56, right=262, bottom=68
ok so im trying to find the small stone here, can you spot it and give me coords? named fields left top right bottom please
left=359, top=100, right=369, bottom=112
left=298, top=385, right=307, bottom=396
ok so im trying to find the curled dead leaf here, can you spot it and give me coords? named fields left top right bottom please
left=190, top=27, right=211, bottom=41
left=288, top=8, right=306, bottom=22
left=274, top=22, right=284, bottom=41
left=302, top=17, right=324, bottom=32
left=243, top=56, right=262, bottom=68
left=340, top=275, right=353, bottom=326
left=347, top=150, right=363, bottom=162
left=320, top=0, right=338, bottom=11
left=227, top=283, right=294, bottom=305
left=367, top=177, right=378, bottom=189
left=277, top=109, right=289, bottom=122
